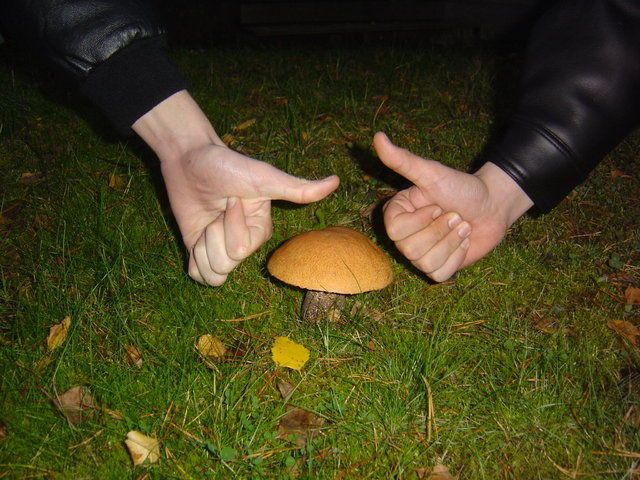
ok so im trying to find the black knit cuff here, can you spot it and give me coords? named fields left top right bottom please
left=485, top=116, right=589, bottom=214
left=80, top=37, right=188, bottom=136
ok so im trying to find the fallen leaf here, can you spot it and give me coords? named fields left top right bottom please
left=19, top=171, right=43, bottom=185
left=196, top=334, right=227, bottom=359
left=125, top=430, right=160, bottom=465
left=426, top=464, right=457, bottom=480
left=610, top=169, right=632, bottom=179
left=103, top=407, right=124, bottom=420
left=233, top=118, right=257, bottom=131
left=277, top=407, right=324, bottom=448
left=52, top=386, right=95, bottom=425
left=222, top=133, right=235, bottom=145
left=271, top=337, right=310, bottom=371
left=624, top=287, right=640, bottom=305
left=608, top=320, right=640, bottom=346
left=0, top=202, right=23, bottom=226
left=0, top=421, right=6, bottom=440
left=125, top=344, right=143, bottom=368
left=274, top=96, right=288, bottom=106
left=47, top=316, right=71, bottom=351
left=532, top=316, right=574, bottom=337
left=367, top=340, right=376, bottom=351
left=277, top=380, right=294, bottom=400
left=108, top=173, right=126, bottom=190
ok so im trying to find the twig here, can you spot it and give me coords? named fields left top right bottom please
left=592, top=450, right=640, bottom=459
left=217, top=311, right=268, bottom=323
left=68, top=429, right=103, bottom=450
left=421, top=376, right=437, bottom=443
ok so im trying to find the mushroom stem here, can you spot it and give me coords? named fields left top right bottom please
left=301, top=290, right=345, bottom=323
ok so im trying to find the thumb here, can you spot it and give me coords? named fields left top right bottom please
left=373, top=131, right=444, bottom=187
left=260, top=171, right=340, bottom=204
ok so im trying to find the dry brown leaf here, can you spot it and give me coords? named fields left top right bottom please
left=0, top=421, right=6, bottom=441
left=125, top=430, right=160, bottom=465
left=610, top=169, right=632, bottom=179
left=108, top=173, right=126, bottom=190
left=0, top=202, right=23, bottom=226
left=19, top=171, right=43, bottom=185
left=233, top=118, right=257, bottom=131
left=274, top=96, right=288, bottom=106
left=608, top=320, right=640, bottom=347
left=532, top=317, right=574, bottom=337
left=53, top=386, right=95, bottom=425
left=196, top=334, right=226, bottom=359
left=47, top=316, right=71, bottom=351
left=103, top=407, right=124, bottom=420
left=428, top=464, right=457, bottom=480
left=277, top=406, right=324, bottom=448
left=277, top=380, right=294, bottom=401
left=624, top=287, right=640, bottom=305
left=125, top=344, right=143, bottom=368
left=222, top=133, right=235, bottom=145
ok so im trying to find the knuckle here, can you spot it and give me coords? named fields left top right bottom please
left=418, top=255, right=440, bottom=274
left=386, top=223, right=402, bottom=241
left=400, top=244, right=422, bottom=262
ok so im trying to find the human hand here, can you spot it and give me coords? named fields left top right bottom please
left=161, top=143, right=339, bottom=286
left=373, top=132, right=533, bottom=282
left=133, top=91, right=339, bottom=286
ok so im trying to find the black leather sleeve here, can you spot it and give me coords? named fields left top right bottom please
left=487, top=0, right=640, bottom=213
left=0, top=0, right=188, bottom=135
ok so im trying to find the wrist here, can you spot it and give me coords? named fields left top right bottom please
left=475, top=162, right=534, bottom=227
left=132, top=90, right=221, bottom=162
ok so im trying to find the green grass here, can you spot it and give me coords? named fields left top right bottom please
left=1, top=41, right=639, bottom=479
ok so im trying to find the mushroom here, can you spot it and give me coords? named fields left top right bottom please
left=267, top=227, right=393, bottom=323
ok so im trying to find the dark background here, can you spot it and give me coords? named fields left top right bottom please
left=157, top=0, right=551, bottom=47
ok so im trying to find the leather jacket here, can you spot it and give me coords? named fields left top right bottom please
left=487, top=0, right=640, bottom=212
left=0, top=0, right=187, bottom=135
left=1, top=0, right=638, bottom=213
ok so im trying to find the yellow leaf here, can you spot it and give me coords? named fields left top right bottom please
left=108, top=173, right=126, bottom=190
left=271, top=337, right=310, bottom=371
left=196, top=334, right=227, bottom=359
left=47, top=316, right=71, bottom=351
left=125, top=430, right=160, bottom=465
left=222, top=133, right=236, bottom=145
left=233, top=118, right=257, bottom=131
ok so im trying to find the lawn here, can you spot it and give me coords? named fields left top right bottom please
left=1, top=38, right=639, bottom=479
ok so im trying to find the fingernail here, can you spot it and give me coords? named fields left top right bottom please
left=461, top=238, right=470, bottom=250
left=457, top=222, right=471, bottom=238
left=432, top=207, right=443, bottom=219
left=448, top=214, right=461, bottom=228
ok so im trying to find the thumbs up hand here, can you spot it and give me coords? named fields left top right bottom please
left=373, top=132, right=533, bottom=282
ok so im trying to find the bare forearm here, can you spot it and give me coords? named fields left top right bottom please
left=475, top=162, right=534, bottom=228
left=132, top=90, right=221, bottom=162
